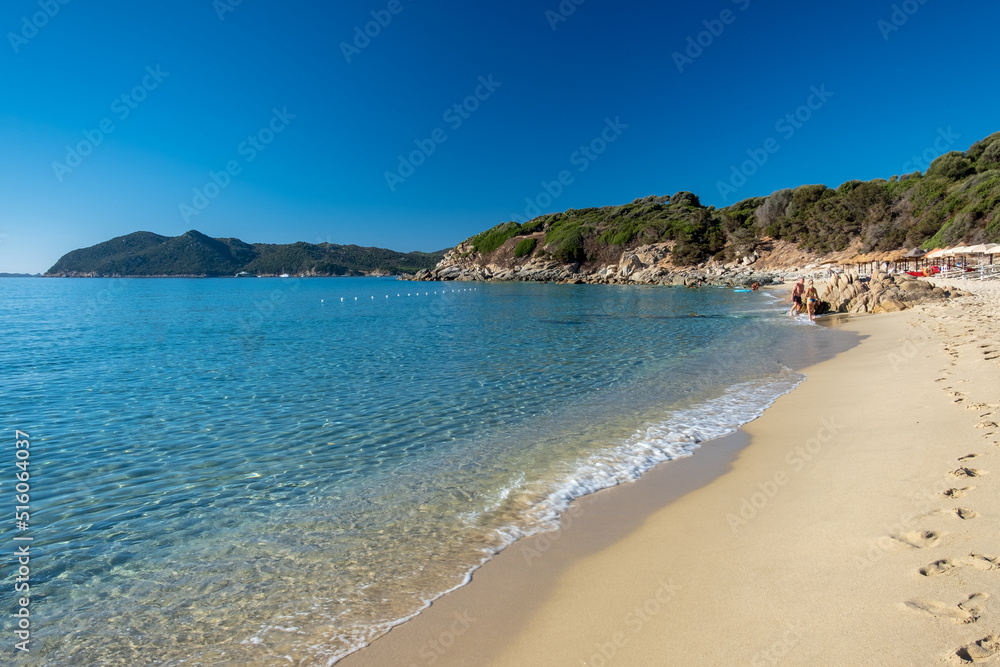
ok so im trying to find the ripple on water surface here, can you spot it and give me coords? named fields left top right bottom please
left=0, top=278, right=851, bottom=665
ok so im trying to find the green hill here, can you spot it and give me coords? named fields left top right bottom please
left=462, top=131, right=1000, bottom=267
left=46, top=230, right=447, bottom=277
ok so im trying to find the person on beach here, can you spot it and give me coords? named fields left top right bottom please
left=789, top=278, right=805, bottom=316
left=751, top=282, right=760, bottom=291
left=804, top=280, right=820, bottom=322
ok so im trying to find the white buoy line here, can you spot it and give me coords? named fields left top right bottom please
left=327, top=288, right=477, bottom=304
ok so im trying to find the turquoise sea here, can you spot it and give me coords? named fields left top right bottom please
left=1, top=277, right=852, bottom=665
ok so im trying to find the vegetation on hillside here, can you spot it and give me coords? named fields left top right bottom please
left=46, top=230, right=446, bottom=277
left=46, top=132, right=1000, bottom=276
left=464, top=131, right=1000, bottom=266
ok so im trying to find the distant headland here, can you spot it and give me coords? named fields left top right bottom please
left=44, top=230, right=447, bottom=277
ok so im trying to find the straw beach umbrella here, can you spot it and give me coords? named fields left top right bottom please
left=881, top=249, right=907, bottom=272
left=902, top=247, right=926, bottom=272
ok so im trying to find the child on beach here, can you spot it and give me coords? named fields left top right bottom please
left=789, top=278, right=805, bottom=317
left=805, top=280, right=820, bottom=322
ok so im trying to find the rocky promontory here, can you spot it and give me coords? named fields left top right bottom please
left=408, top=241, right=787, bottom=288
left=406, top=236, right=965, bottom=317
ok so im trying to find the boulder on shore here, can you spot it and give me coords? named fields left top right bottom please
left=818, top=271, right=953, bottom=314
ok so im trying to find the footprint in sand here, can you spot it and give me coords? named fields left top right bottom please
left=952, top=468, right=988, bottom=478
left=920, top=555, right=1000, bottom=577
left=943, top=487, right=976, bottom=499
left=951, top=634, right=1000, bottom=664
left=902, top=593, right=989, bottom=624
left=895, top=530, right=943, bottom=548
left=976, top=422, right=999, bottom=430
left=930, top=508, right=980, bottom=520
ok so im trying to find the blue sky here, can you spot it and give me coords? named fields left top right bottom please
left=1, top=0, right=998, bottom=273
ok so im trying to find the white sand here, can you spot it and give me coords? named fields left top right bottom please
left=341, top=280, right=1000, bottom=666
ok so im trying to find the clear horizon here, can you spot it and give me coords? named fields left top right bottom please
left=2, top=0, right=998, bottom=273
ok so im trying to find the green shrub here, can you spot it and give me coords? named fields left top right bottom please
left=977, top=142, right=1000, bottom=172
left=546, top=226, right=586, bottom=263
left=609, top=230, right=634, bottom=245
left=927, top=152, right=974, bottom=180
left=472, top=221, right=520, bottom=254
left=985, top=216, right=1000, bottom=243
left=514, top=237, right=537, bottom=258
left=520, top=219, right=544, bottom=235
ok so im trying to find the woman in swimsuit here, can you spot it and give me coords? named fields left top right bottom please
left=804, top=280, right=820, bottom=322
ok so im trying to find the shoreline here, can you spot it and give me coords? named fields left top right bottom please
left=337, top=431, right=766, bottom=667
left=339, top=281, right=1000, bottom=666
left=336, top=291, right=850, bottom=666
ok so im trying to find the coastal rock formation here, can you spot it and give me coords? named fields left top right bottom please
left=410, top=241, right=783, bottom=287
left=819, top=270, right=958, bottom=314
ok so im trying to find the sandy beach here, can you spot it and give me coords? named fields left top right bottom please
left=340, top=278, right=1000, bottom=667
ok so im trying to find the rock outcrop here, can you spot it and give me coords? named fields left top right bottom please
left=818, top=270, right=957, bottom=314
left=409, top=241, right=786, bottom=287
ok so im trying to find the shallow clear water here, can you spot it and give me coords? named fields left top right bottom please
left=0, top=277, right=850, bottom=665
